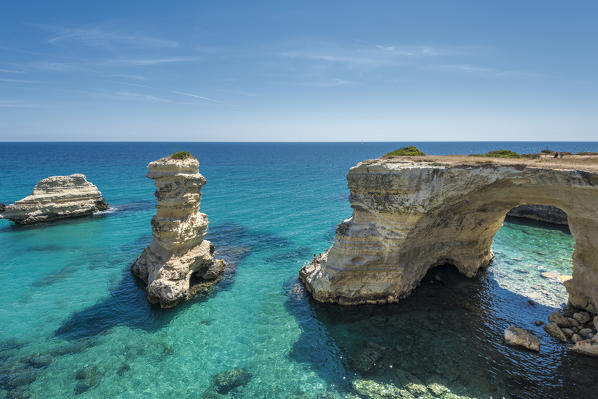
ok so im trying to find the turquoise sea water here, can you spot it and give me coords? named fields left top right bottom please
left=1, top=142, right=598, bottom=399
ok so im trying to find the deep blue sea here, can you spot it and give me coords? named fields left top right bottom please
left=1, top=142, right=598, bottom=399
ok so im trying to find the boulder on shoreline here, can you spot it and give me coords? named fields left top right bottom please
left=130, top=154, right=226, bottom=308
left=504, top=326, right=540, bottom=351
left=1, top=174, right=108, bottom=225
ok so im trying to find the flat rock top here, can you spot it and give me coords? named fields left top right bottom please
left=147, top=156, right=199, bottom=178
left=361, top=154, right=598, bottom=173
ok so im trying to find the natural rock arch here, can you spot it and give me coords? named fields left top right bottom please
left=300, top=156, right=598, bottom=312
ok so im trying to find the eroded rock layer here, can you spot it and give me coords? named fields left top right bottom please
left=507, top=204, right=568, bottom=225
left=300, top=156, right=598, bottom=312
left=1, top=174, right=108, bottom=224
left=131, top=156, right=226, bottom=308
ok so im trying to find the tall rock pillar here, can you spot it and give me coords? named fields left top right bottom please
left=131, top=154, right=226, bottom=308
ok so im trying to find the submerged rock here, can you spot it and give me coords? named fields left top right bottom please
left=504, top=326, right=540, bottom=351
left=212, top=368, right=252, bottom=394
left=73, top=365, right=102, bottom=395
left=131, top=155, right=226, bottom=308
left=351, top=342, right=387, bottom=373
left=544, top=322, right=567, bottom=343
left=1, top=174, right=108, bottom=225
left=352, top=379, right=413, bottom=399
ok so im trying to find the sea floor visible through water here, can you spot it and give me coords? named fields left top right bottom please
left=1, top=142, right=598, bottom=399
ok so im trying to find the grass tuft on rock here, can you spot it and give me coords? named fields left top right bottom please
left=383, top=146, right=426, bottom=157
left=170, top=151, right=193, bottom=160
left=470, top=149, right=521, bottom=158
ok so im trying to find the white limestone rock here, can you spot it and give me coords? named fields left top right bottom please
left=130, top=155, right=226, bottom=308
left=1, top=174, right=108, bottom=224
left=299, top=156, right=598, bottom=313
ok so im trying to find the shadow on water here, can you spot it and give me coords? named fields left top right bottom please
left=505, top=215, right=571, bottom=234
left=54, top=222, right=290, bottom=340
left=284, top=264, right=598, bottom=399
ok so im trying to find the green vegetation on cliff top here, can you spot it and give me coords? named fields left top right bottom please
left=470, top=149, right=521, bottom=158
left=383, top=146, right=426, bottom=157
left=170, top=151, right=192, bottom=160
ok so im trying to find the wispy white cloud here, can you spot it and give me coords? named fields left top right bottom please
left=281, top=51, right=378, bottom=65
left=0, top=100, right=39, bottom=108
left=107, top=73, right=148, bottom=81
left=280, top=44, right=453, bottom=67
left=294, top=78, right=352, bottom=87
left=106, top=57, right=194, bottom=66
left=0, top=77, right=46, bottom=83
left=172, top=91, right=221, bottom=103
left=115, top=91, right=173, bottom=103
left=40, top=25, right=179, bottom=48
left=219, top=89, right=261, bottom=97
left=426, top=63, right=553, bottom=79
left=0, top=68, right=24, bottom=74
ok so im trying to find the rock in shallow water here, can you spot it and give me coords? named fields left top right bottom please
left=1, top=174, right=108, bottom=225
left=544, top=322, right=568, bottom=343
left=548, top=312, right=571, bottom=328
left=572, top=335, right=598, bottom=357
left=504, top=326, right=540, bottom=352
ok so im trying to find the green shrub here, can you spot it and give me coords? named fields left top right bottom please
left=170, top=151, right=192, bottom=160
left=383, top=146, right=426, bottom=157
left=470, top=149, right=521, bottom=158
left=540, top=149, right=555, bottom=155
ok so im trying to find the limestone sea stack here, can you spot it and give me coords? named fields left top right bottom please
left=1, top=174, right=108, bottom=224
left=300, top=155, right=598, bottom=312
left=131, top=154, right=226, bottom=308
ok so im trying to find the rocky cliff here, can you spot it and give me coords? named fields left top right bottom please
left=1, top=174, right=108, bottom=224
left=300, top=155, right=598, bottom=313
left=131, top=155, right=226, bottom=308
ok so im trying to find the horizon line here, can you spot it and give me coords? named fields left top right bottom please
left=2, top=140, right=598, bottom=143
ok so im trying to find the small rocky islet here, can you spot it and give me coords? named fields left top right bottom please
left=0, top=173, right=108, bottom=224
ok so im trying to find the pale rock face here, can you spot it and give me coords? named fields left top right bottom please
left=300, top=157, right=598, bottom=312
left=130, top=156, right=226, bottom=308
left=504, top=326, right=540, bottom=351
left=1, top=174, right=108, bottom=224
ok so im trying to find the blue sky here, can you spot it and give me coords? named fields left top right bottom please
left=1, top=1, right=597, bottom=141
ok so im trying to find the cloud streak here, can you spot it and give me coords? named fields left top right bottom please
left=426, top=63, right=553, bottom=79
left=41, top=25, right=179, bottom=49
left=172, top=91, right=221, bottom=103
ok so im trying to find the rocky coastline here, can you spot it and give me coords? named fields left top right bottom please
left=300, top=155, right=598, bottom=315
left=0, top=174, right=108, bottom=224
left=131, top=153, right=226, bottom=308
